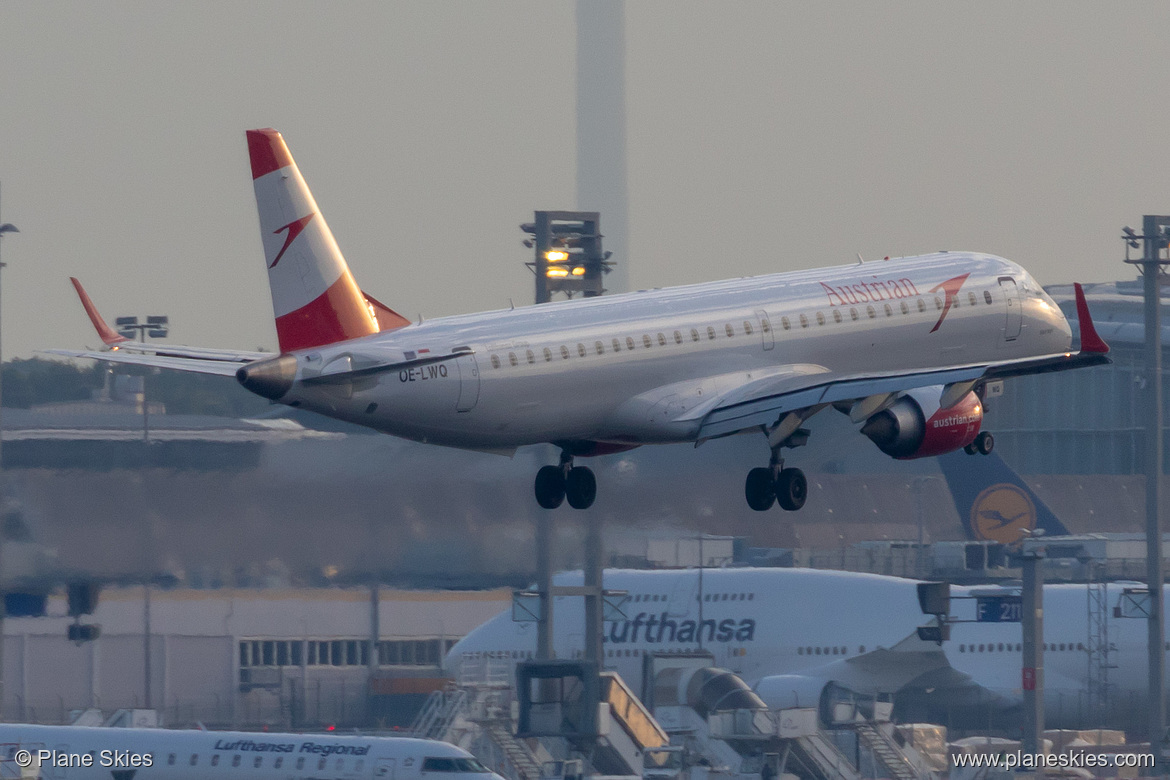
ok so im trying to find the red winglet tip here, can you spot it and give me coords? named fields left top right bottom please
left=246, top=128, right=293, bottom=180
left=70, top=277, right=128, bottom=346
left=1073, top=282, right=1109, bottom=354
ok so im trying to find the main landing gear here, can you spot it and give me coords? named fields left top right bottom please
left=534, top=451, right=597, bottom=510
left=745, top=449, right=808, bottom=512
left=964, top=431, right=995, bottom=456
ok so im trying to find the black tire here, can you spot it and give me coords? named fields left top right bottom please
left=975, top=430, right=995, bottom=455
left=964, top=442, right=978, bottom=455
left=745, top=467, right=776, bottom=511
left=534, top=465, right=566, bottom=509
left=775, top=468, right=808, bottom=511
left=565, top=466, right=597, bottom=510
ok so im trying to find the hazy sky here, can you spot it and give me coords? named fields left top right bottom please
left=3, top=2, right=1170, bottom=359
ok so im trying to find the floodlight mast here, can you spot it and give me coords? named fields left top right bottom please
left=0, top=182, right=19, bottom=722
left=1123, top=216, right=1170, bottom=765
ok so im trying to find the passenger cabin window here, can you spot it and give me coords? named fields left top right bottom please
left=625, top=337, right=635, bottom=350
left=490, top=355, right=500, bottom=369
left=673, top=330, right=683, bottom=344
left=560, top=345, right=570, bottom=359
left=319, top=758, right=328, bottom=770
left=612, top=338, right=621, bottom=352
left=211, top=756, right=220, bottom=767
left=232, top=755, right=241, bottom=767
left=917, top=299, right=926, bottom=312
left=866, top=306, right=875, bottom=319
left=275, top=757, right=283, bottom=769
left=900, top=301, right=909, bottom=314
left=984, top=290, right=993, bottom=304
left=509, top=352, right=518, bottom=367
left=657, top=332, right=667, bottom=346
left=883, top=304, right=893, bottom=317
left=543, top=348, right=552, bottom=362
left=968, top=292, right=978, bottom=307
left=577, top=343, right=586, bottom=357
left=297, top=757, right=306, bottom=770
left=725, top=323, right=735, bottom=337
left=526, top=350, right=535, bottom=364
left=643, top=334, right=652, bottom=348
left=850, top=308, right=859, bottom=321
left=799, top=314, right=809, bottom=328
left=935, top=297, right=943, bottom=310
left=743, top=321, right=753, bottom=335
left=190, top=754, right=198, bottom=766
left=781, top=317, right=790, bottom=330
left=168, top=754, right=176, bottom=766
left=832, top=310, right=842, bottom=323
left=815, top=312, right=825, bottom=325
left=595, top=341, right=605, bottom=355
left=254, top=756, right=263, bottom=768
left=691, top=328, right=700, bottom=341
left=706, top=326, right=716, bottom=340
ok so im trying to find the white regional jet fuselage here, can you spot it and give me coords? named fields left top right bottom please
left=264, top=253, right=1065, bottom=450
left=446, top=568, right=1168, bottom=729
left=0, top=725, right=504, bottom=780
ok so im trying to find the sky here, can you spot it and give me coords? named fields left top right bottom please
left=3, top=2, right=1170, bottom=359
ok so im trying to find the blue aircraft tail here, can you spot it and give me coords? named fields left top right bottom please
left=936, top=450, right=1070, bottom=544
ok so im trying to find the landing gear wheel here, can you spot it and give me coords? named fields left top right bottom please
left=974, top=431, right=994, bottom=455
left=775, top=468, right=808, bottom=511
left=565, top=467, right=597, bottom=509
left=745, top=467, right=777, bottom=511
left=534, top=465, right=566, bottom=509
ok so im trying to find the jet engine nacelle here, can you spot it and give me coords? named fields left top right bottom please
left=860, top=385, right=982, bottom=459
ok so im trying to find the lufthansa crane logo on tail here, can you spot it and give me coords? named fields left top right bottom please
left=970, top=483, right=1036, bottom=544
left=929, top=273, right=970, bottom=333
left=268, top=213, right=316, bottom=269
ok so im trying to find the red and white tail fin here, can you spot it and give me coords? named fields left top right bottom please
left=247, top=128, right=409, bottom=353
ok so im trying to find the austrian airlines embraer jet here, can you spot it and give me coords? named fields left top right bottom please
left=446, top=567, right=1166, bottom=729
left=52, top=129, right=1110, bottom=512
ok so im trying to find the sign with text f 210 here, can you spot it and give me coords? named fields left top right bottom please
left=976, top=595, right=1022, bottom=623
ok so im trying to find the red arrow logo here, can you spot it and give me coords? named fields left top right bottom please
left=929, top=273, right=970, bottom=333
left=268, top=213, right=315, bottom=269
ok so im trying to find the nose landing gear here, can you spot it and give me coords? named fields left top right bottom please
left=964, top=430, right=995, bottom=455
left=534, top=451, right=597, bottom=510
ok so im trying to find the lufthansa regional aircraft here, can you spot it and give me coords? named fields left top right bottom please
left=51, top=129, right=1110, bottom=512
left=446, top=567, right=1164, bottom=728
left=0, top=725, right=504, bottom=780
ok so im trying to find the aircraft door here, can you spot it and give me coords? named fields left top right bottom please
left=998, top=277, right=1022, bottom=341
left=373, top=758, right=396, bottom=780
left=755, top=310, right=775, bottom=351
left=455, top=353, right=480, bottom=412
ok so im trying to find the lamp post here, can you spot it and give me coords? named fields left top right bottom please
left=113, top=316, right=168, bottom=443
left=0, top=184, right=19, bottom=721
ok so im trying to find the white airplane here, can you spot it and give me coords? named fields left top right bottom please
left=51, top=129, right=1110, bottom=512
left=445, top=567, right=1163, bottom=729
left=0, top=723, right=504, bottom=780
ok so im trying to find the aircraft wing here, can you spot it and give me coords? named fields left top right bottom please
left=44, top=278, right=269, bottom=376
left=687, top=283, right=1109, bottom=441
left=42, top=348, right=248, bottom=377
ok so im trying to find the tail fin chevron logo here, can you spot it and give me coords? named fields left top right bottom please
left=929, top=273, right=970, bottom=333
left=269, top=213, right=316, bottom=269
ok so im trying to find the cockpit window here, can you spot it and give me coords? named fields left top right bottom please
left=422, top=757, right=490, bottom=773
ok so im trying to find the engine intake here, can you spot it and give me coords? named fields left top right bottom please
left=860, top=386, right=983, bottom=460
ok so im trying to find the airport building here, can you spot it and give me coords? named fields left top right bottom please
left=0, top=586, right=510, bottom=728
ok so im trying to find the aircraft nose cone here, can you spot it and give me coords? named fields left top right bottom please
left=237, top=354, right=297, bottom=400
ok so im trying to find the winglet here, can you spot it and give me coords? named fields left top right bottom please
left=1073, top=282, right=1109, bottom=354
left=69, top=278, right=128, bottom=346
